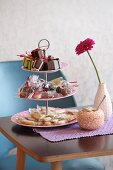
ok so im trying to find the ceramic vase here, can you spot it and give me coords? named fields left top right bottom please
left=94, top=83, right=112, bottom=121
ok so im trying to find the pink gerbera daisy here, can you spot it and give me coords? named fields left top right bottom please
left=75, top=38, right=101, bottom=84
left=75, top=38, right=95, bottom=55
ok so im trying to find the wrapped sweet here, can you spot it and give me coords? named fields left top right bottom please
left=17, top=75, right=78, bottom=100
left=19, top=86, right=33, bottom=98
left=18, top=47, right=61, bottom=71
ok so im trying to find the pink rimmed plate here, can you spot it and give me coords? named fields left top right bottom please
left=11, top=110, right=78, bottom=128
left=21, top=62, right=68, bottom=73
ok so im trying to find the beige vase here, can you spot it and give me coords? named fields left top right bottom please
left=94, top=83, right=112, bottom=121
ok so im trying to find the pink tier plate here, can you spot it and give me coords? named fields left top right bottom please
left=21, top=61, right=68, bottom=73
left=17, top=89, right=78, bottom=101
left=11, top=110, right=78, bottom=128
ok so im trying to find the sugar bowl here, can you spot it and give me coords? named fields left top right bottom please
left=78, top=107, right=104, bottom=130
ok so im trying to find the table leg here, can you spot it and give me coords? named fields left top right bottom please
left=51, top=161, right=62, bottom=170
left=16, top=147, right=25, bottom=170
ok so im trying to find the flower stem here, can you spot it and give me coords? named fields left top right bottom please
left=87, top=50, right=101, bottom=84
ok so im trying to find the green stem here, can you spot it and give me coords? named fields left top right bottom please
left=87, top=50, right=101, bottom=84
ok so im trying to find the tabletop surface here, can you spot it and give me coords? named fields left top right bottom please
left=1, top=116, right=113, bottom=162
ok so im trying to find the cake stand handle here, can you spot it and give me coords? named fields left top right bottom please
left=38, top=39, right=50, bottom=58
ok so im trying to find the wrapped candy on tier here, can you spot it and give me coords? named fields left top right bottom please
left=18, top=39, right=61, bottom=71
left=17, top=75, right=78, bottom=100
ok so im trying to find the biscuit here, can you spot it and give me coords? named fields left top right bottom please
left=17, top=117, right=36, bottom=126
left=17, top=107, right=78, bottom=126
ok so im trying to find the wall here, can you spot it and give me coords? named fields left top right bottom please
left=0, top=0, right=113, bottom=169
left=0, top=0, right=113, bottom=106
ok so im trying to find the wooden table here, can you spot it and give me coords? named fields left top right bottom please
left=1, top=116, right=113, bottom=170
